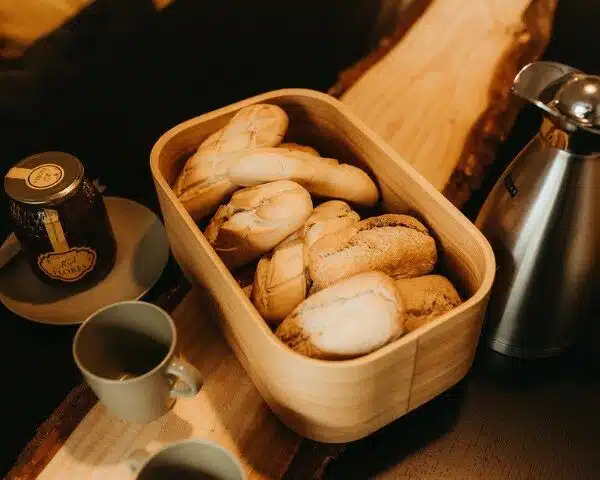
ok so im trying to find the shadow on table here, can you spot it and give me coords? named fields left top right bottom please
left=322, top=380, right=467, bottom=479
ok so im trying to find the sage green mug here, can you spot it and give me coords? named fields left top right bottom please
left=73, top=301, right=202, bottom=423
left=127, top=439, right=246, bottom=479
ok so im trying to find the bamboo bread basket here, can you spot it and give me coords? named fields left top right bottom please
left=150, top=89, right=496, bottom=443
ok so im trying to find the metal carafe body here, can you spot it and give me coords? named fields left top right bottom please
left=476, top=61, right=600, bottom=358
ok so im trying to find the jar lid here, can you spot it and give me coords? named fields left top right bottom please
left=4, top=152, right=85, bottom=205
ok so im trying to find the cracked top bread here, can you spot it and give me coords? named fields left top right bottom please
left=175, top=104, right=289, bottom=220
left=252, top=200, right=360, bottom=326
left=204, top=180, right=312, bottom=270
left=308, top=213, right=437, bottom=291
left=227, top=147, right=380, bottom=207
left=275, top=271, right=405, bottom=359
left=395, top=275, right=462, bottom=332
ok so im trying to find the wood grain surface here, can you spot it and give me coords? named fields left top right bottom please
left=32, top=289, right=300, bottom=480
left=339, top=0, right=557, bottom=207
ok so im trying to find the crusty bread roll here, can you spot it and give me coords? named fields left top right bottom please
left=308, top=214, right=437, bottom=291
left=252, top=238, right=310, bottom=326
left=395, top=275, right=462, bottom=332
left=175, top=104, right=289, bottom=220
left=204, top=180, right=312, bottom=270
left=279, top=142, right=320, bottom=156
left=251, top=200, right=359, bottom=324
left=280, top=200, right=361, bottom=249
left=275, top=271, right=405, bottom=359
left=227, top=147, right=379, bottom=207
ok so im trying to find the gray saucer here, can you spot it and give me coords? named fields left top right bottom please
left=0, top=197, right=169, bottom=325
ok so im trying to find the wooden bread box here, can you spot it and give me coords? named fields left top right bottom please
left=149, top=89, right=496, bottom=443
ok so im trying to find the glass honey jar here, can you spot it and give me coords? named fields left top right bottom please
left=4, top=152, right=117, bottom=287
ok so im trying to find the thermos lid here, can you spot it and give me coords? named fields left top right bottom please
left=554, top=74, right=600, bottom=130
left=4, top=152, right=85, bottom=205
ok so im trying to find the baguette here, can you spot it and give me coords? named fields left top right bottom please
left=308, top=214, right=437, bottom=291
left=175, top=104, right=289, bottom=220
left=275, top=271, right=405, bottom=359
left=227, top=147, right=379, bottom=207
left=395, top=275, right=462, bottom=332
left=204, top=180, right=312, bottom=270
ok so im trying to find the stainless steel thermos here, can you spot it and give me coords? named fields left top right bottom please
left=477, top=61, right=600, bottom=358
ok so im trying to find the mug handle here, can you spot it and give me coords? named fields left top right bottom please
left=166, top=356, right=202, bottom=397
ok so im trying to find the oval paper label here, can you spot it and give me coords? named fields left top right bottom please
left=27, top=164, right=65, bottom=190
left=37, top=247, right=97, bottom=282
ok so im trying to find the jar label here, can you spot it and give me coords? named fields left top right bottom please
left=42, top=209, right=69, bottom=252
left=26, top=164, right=65, bottom=190
left=38, top=247, right=97, bottom=282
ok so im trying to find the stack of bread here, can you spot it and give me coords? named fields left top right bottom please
left=174, top=103, right=463, bottom=360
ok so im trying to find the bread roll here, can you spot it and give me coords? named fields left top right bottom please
left=252, top=238, right=310, bottom=326
left=227, top=147, right=379, bottom=207
left=175, top=104, right=289, bottom=220
left=395, top=275, right=462, bottom=332
left=275, top=271, right=405, bottom=359
left=279, top=200, right=360, bottom=249
left=302, top=200, right=360, bottom=249
left=204, top=180, right=312, bottom=270
left=252, top=200, right=359, bottom=324
left=308, top=214, right=437, bottom=291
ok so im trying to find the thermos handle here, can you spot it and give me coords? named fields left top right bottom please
left=511, top=61, right=580, bottom=123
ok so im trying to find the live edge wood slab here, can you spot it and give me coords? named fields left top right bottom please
left=334, top=0, right=557, bottom=208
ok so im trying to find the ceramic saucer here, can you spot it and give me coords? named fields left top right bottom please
left=0, top=197, right=169, bottom=325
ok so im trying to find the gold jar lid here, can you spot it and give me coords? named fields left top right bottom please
left=4, top=152, right=85, bottom=205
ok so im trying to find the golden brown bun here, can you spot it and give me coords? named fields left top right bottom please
left=175, top=104, right=288, bottom=220
left=395, top=275, right=462, bottom=332
left=204, top=180, right=313, bottom=270
left=252, top=238, right=310, bottom=326
left=308, top=214, right=437, bottom=291
left=275, top=271, right=405, bottom=359
left=227, top=147, right=379, bottom=207
left=251, top=200, right=359, bottom=324
left=280, top=200, right=361, bottom=249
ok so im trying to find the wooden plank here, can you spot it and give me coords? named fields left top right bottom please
left=339, top=0, right=557, bottom=207
left=30, top=290, right=300, bottom=480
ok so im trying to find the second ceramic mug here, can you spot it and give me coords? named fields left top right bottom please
left=73, top=301, right=202, bottom=423
left=127, top=439, right=246, bottom=479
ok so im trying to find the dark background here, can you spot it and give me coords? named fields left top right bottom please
left=2, top=0, right=600, bottom=477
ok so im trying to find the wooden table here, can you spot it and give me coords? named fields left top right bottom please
left=6, top=269, right=600, bottom=480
